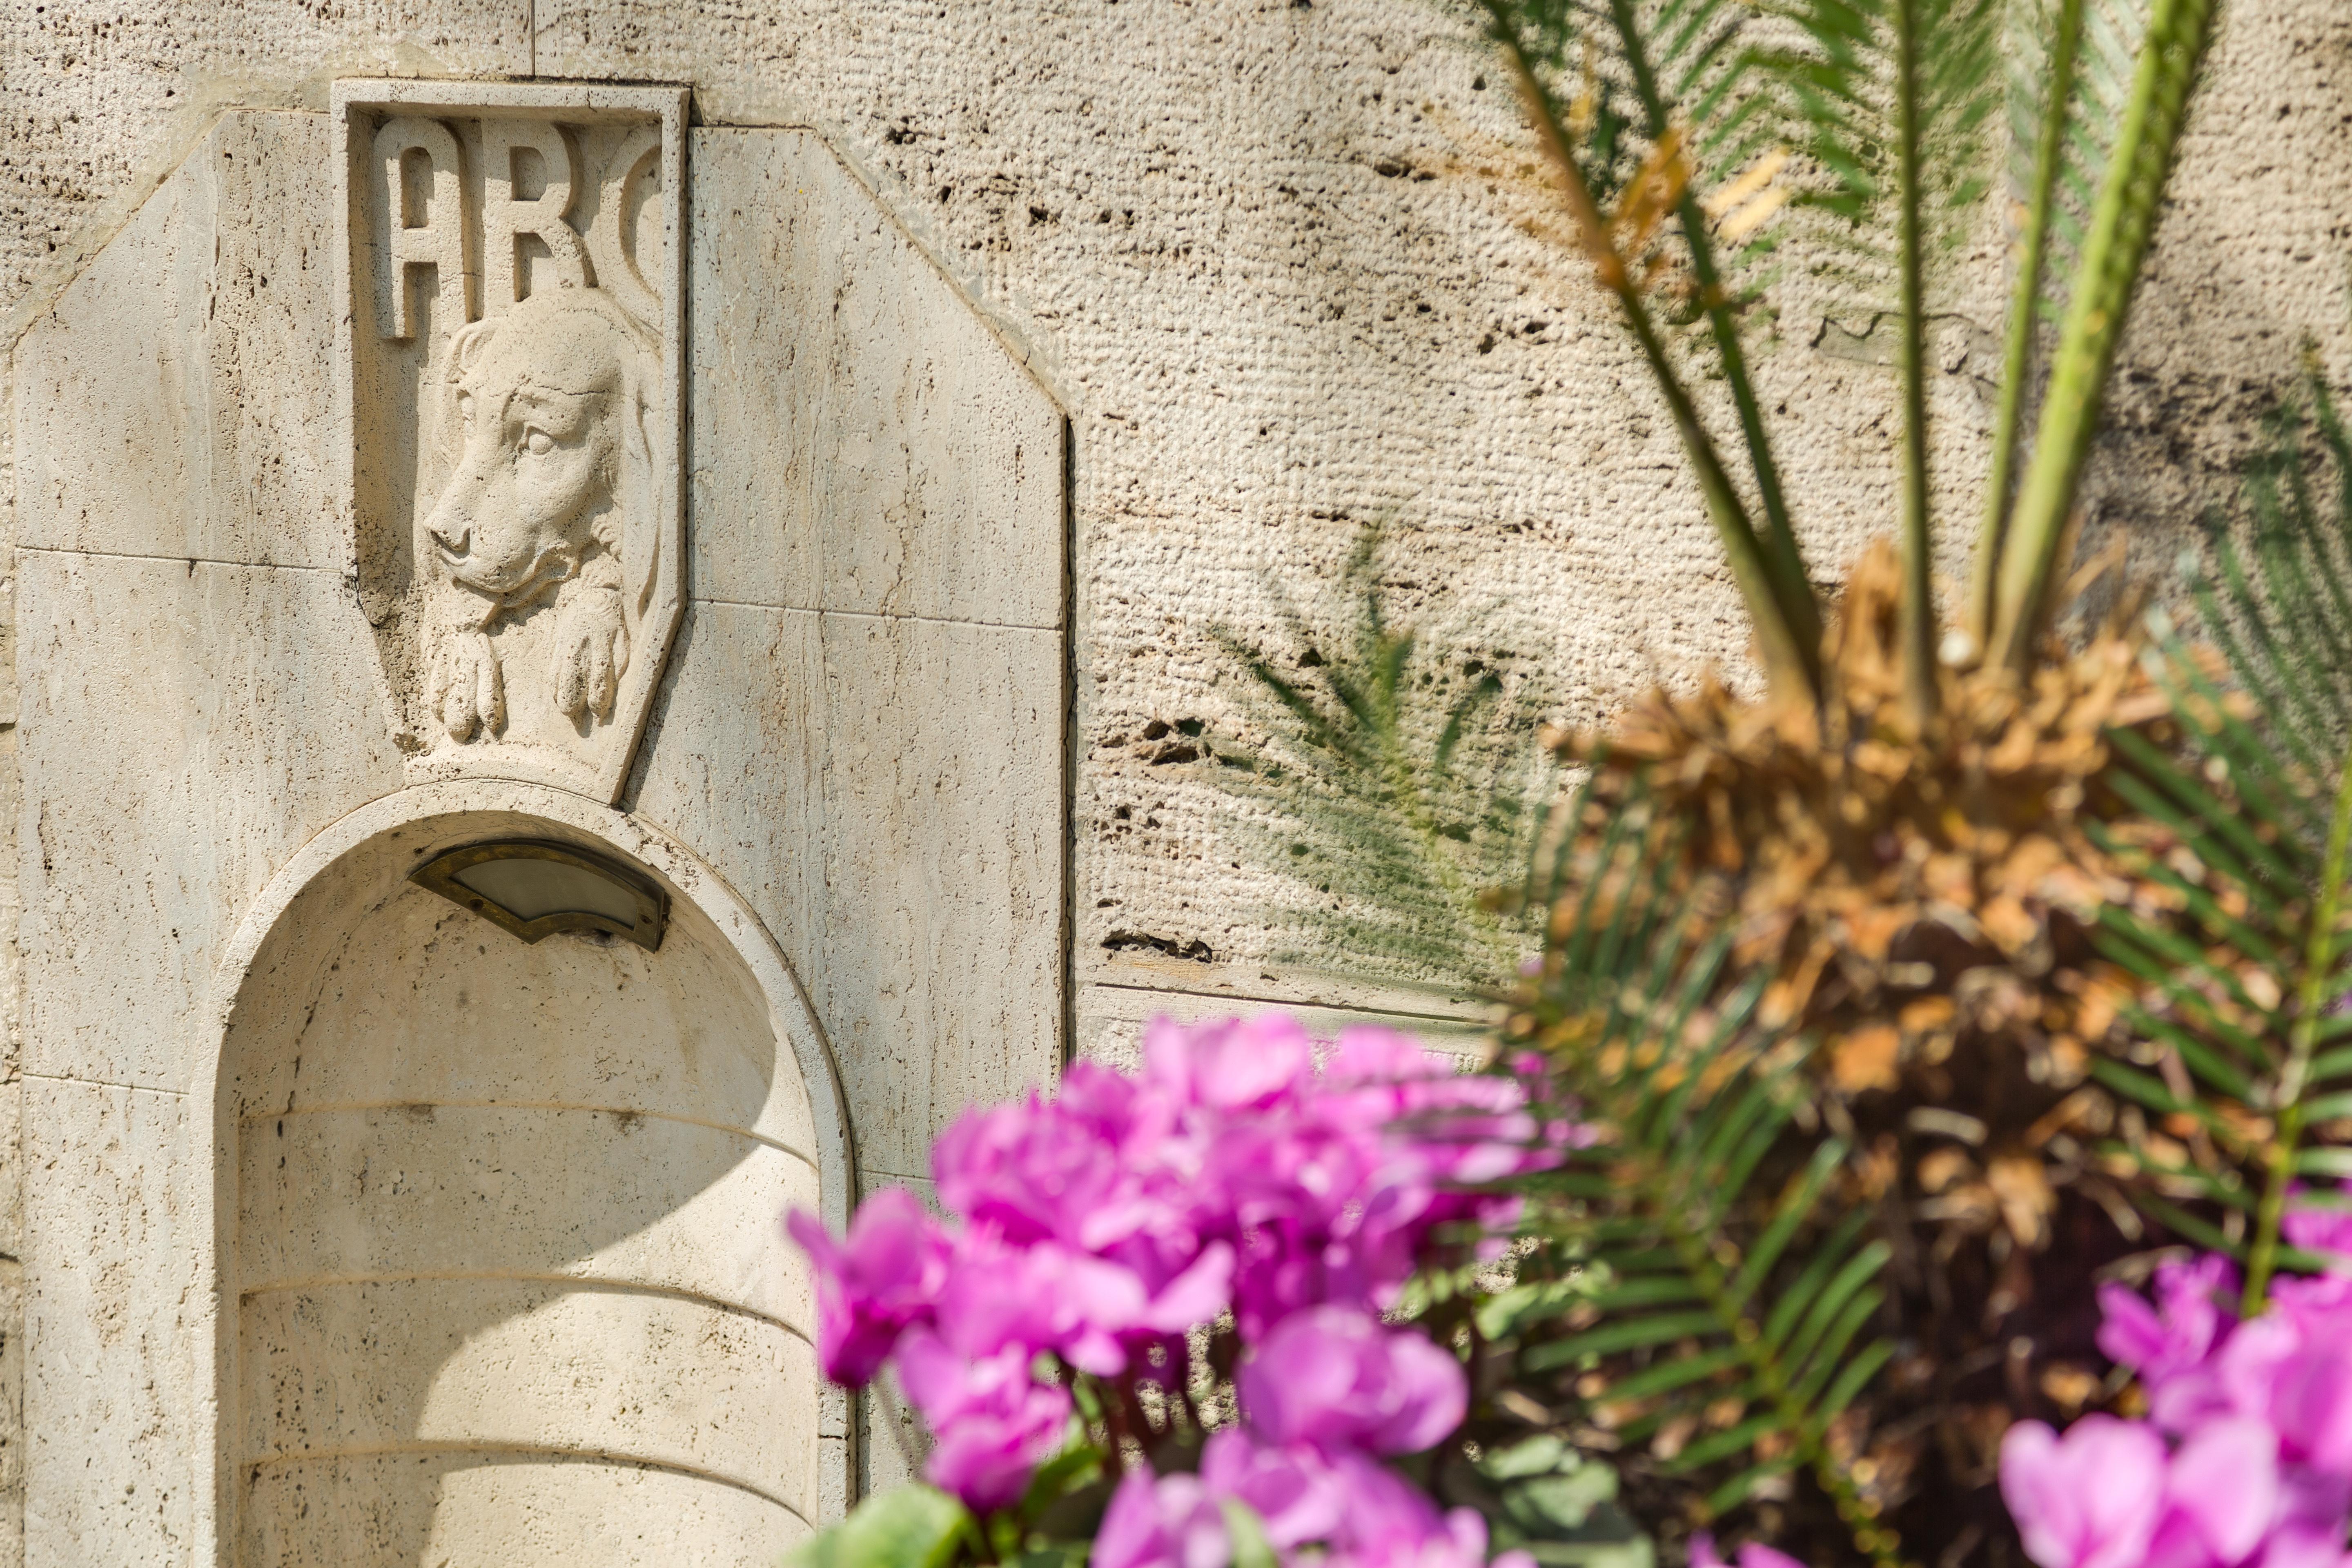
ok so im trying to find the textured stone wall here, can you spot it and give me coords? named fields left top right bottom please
left=9, top=0, right=2351, bottom=1016
left=3, top=1, right=2351, bottom=1561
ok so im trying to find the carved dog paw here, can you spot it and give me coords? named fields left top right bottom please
left=430, top=625, right=506, bottom=741
left=554, top=581, right=631, bottom=724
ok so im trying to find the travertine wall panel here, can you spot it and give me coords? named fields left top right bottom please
left=629, top=602, right=826, bottom=998
left=15, top=113, right=339, bottom=570
left=635, top=601, right=1067, bottom=1189
left=22, top=1080, right=192, bottom=1566
left=239, top=1110, right=821, bottom=1326
left=666, top=127, right=1067, bottom=1188
left=9, top=96, right=1069, bottom=1562
left=241, top=1453, right=807, bottom=1568
left=819, top=611, right=1062, bottom=1181
left=690, top=129, right=1065, bottom=628
left=242, top=1282, right=816, bottom=1509
left=15, top=550, right=401, bottom=1089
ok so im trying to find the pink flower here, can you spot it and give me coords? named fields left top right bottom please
left=1690, top=1532, right=1809, bottom=1568
left=2098, top=1255, right=2237, bottom=1396
left=2002, top=1417, right=2171, bottom=1568
left=1310, top=1452, right=1503, bottom=1568
left=1095, top=1466, right=1233, bottom=1568
left=2259, top=1339, right=2352, bottom=1477
left=892, top=1329, right=1073, bottom=1512
left=2165, top=1417, right=2283, bottom=1565
left=784, top=1188, right=949, bottom=1386
left=1200, top=1428, right=1344, bottom=1548
left=1237, top=1306, right=1468, bottom=1457
left=2284, top=1185, right=2352, bottom=1269
left=1144, top=1012, right=1317, bottom=1112
left=931, top=1069, right=1166, bottom=1254
left=792, top=1011, right=1571, bottom=1524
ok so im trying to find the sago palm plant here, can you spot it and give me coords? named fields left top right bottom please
left=1474, top=349, right=2352, bottom=1568
left=1477, top=0, right=2218, bottom=705
left=1448, top=2, right=2232, bottom=1565
left=1476, top=0, right=2226, bottom=1281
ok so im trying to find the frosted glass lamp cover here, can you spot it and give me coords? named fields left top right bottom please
left=410, top=840, right=668, bottom=950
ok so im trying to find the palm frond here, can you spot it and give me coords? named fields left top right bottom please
left=1492, top=0, right=1797, bottom=304
left=1486, top=787, right=1901, bottom=1566
left=2089, top=361, right=2352, bottom=1307
left=2010, top=0, right=2152, bottom=325
left=1763, top=0, right=2007, bottom=305
left=1482, top=0, right=1827, bottom=695
left=1208, top=538, right=1561, bottom=991
left=1984, top=0, right=2220, bottom=670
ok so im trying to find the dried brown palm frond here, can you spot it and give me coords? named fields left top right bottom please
left=1539, top=541, right=2187, bottom=1145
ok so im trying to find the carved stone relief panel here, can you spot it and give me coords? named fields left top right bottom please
left=335, top=82, right=688, bottom=802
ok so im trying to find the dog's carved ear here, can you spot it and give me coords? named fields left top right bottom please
left=434, top=316, right=502, bottom=468
left=442, top=315, right=500, bottom=385
left=617, top=374, right=659, bottom=623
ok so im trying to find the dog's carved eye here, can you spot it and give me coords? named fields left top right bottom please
left=524, top=429, right=555, bottom=457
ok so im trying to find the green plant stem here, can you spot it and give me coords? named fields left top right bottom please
left=2245, top=738, right=2352, bottom=1313
left=1892, top=0, right=1939, bottom=725
left=1986, top=0, right=2221, bottom=673
left=1969, top=0, right=2086, bottom=651
left=1602, top=0, right=1823, bottom=663
left=1489, top=20, right=1824, bottom=704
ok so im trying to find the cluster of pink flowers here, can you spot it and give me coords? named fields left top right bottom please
left=2000, top=1204, right=2352, bottom=1568
left=789, top=1012, right=1575, bottom=1567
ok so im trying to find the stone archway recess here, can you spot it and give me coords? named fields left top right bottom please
left=189, top=780, right=856, bottom=1568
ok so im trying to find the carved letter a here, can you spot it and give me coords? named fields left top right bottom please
left=373, top=118, right=477, bottom=342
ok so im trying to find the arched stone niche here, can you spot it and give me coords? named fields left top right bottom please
left=193, top=782, right=853, bottom=1568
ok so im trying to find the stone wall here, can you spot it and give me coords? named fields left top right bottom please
left=4, top=1, right=2352, bottom=1563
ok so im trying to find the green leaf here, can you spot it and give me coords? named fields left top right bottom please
left=1506, top=1463, right=1623, bottom=1532
left=1524, top=1309, right=1723, bottom=1369
left=1580, top=1343, right=1749, bottom=1407
left=1219, top=1500, right=1279, bottom=1568
left=1494, top=838, right=1898, bottom=1568
left=1206, top=528, right=1561, bottom=989
left=1479, top=1273, right=1611, bottom=1339
left=1479, top=1433, right=1575, bottom=1482
left=1004, top=1550, right=1089, bottom=1568
left=788, top=1486, right=980, bottom=1568
left=1016, top=1444, right=1105, bottom=1525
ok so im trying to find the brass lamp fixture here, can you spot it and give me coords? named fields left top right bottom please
left=410, top=840, right=668, bottom=951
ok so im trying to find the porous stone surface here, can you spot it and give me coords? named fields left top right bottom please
left=7, top=0, right=2351, bottom=1008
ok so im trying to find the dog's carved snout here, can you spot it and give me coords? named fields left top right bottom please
left=424, top=470, right=481, bottom=560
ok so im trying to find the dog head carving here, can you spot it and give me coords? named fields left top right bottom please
left=426, top=287, right=657, bottom=608
left=421, top=288, right=660, bottom=743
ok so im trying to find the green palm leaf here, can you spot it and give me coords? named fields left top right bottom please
left=1762, top=0, right=2006, bottom=300
left=2092, top=362, right=2352, bottom=1307
left=2010, top=0, right=2153, bottom=323
left=1486, top=782, right=1902, bottom=1567
left=1481, top=0, right=1828, bottom=698
left=1207, top=535, right=1559, bottom=991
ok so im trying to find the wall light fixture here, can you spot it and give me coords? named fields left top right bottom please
left=410, top=840, right=668, bottom=951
